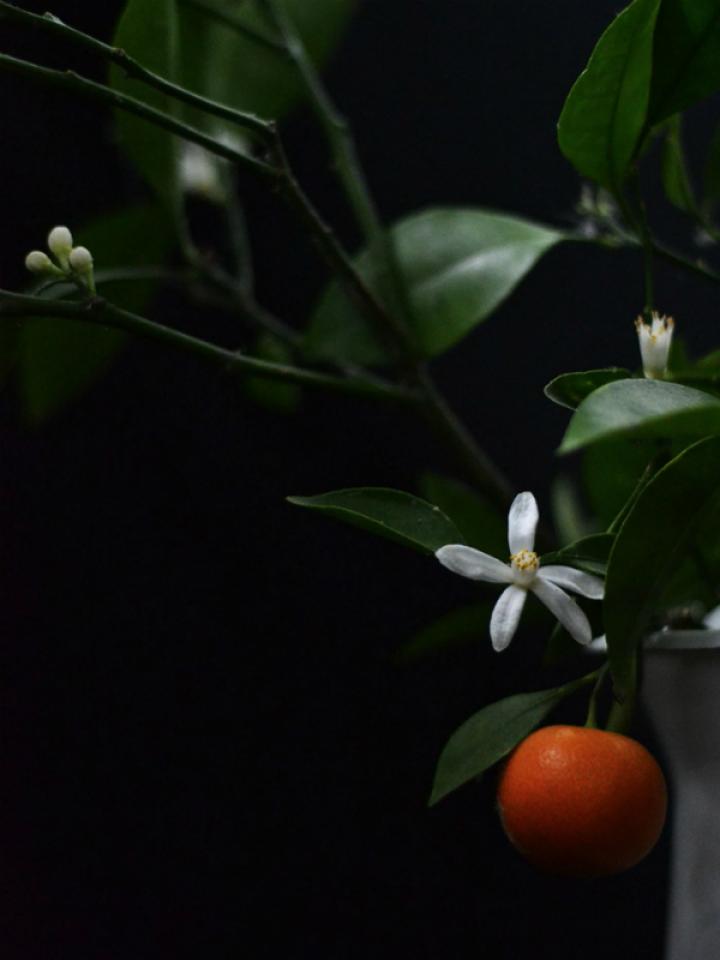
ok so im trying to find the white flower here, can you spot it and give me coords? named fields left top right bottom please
left=435, top=491, right=604, bottom=652
left=635, top=311, right=674, bottom=379
left=24, top=250, right=56, bottom=275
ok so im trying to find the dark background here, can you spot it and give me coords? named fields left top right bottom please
left=2, top=0, right=717, bottom=955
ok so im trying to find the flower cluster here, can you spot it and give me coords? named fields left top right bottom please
left=436, top=492, right=604, bottom=652
left=25, top=225, right=95, bottom=293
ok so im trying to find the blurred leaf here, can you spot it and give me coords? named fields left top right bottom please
left=541, top=533, right=614, bottom=577
left=559, top=379, right=720, bottom=453
left=111, top=0, right=182, bottom=216
left=583, top=439, right=657, bottom=527
left=661, top=115, right=697, bottom=214
left=287, top=488, right=464, bottom=554
left=419, top=473, right=507, bottom=556
left=243, top=332, right=301, bottom=412
left=395, top=602, right=491, bottom=664
left=544, top=368, right=631, bottom=410
left=703, top=121, right=720, bottom=210
left=605, top=436, right=720, bottom=691
left=429, top=687, right=568, bottom=805
left=557, top=0, right=661, bottom=188
left=550, top=476, right=594, bottom=544
left=178, top=0, right=355, bottom=128
left=305, top=209, right=564, bottom=367
left=18, top=204, right=174, bottom=424
left=649, top=0, right=720, bottom=125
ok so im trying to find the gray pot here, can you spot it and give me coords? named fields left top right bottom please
left=643, top=630, right=720, bottom=960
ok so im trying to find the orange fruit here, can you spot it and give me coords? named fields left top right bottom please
left=496, top=724, right=667, bottom=878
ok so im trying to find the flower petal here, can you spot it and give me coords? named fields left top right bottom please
left=508, top=491, right=539, bottom=554
left=490, top=585, right=527, bottom=652
left=435, top=545, right=513, bottom=583
left=530, top=577, right=592, bottom=646
left=537, top=565, right=605, bottom=599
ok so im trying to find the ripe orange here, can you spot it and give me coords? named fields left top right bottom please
left=496, top=725, right=667, bottom=878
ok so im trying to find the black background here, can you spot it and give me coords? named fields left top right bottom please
left=2, top=0, right=717, bottom=955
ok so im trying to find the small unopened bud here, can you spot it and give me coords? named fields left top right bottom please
left=69, top=245, right=95, bottom=292
left=69, top=246, right=93, bottom=273
left=47, top=225, right=73, bottom=268
left=25, top=250, right=55, bottom=274
left=635, top=312, right=674, bottom=379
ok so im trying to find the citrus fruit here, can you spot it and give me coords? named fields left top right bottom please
left=496, top=724, right=667, bottom=878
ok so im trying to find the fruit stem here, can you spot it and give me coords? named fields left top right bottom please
left=584, top=664, right=609, bottom=729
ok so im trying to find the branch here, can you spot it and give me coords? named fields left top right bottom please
left=0, top=289, right=416, bottom=405
left=0, top=1, right=275, bottom=143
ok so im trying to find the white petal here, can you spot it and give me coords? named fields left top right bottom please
left=538, top=565, right=605, bottom=599
left=490, top=585, right=527, bottom=652
left=704, top=605, right=720, bottom=630
left=435, top=545, right=513, bottom=583
left=508, top=492, right=539, bottom=553
left=530, top=577, right=592, bottom=646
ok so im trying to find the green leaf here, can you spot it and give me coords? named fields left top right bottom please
left=583, top=439, right=657, bottom=527
left=305, top=209, right=564, bottom=366
left=541, top=533, right=614, bottom=577
left=418, top=473, right=507, bottom=557
left=18, top=204, right=174, bottom=424
left=243, top=332, right=301, bottom=412
left=550, top=475, right=593, bottom=544
left=544, top=368, right=631, bottom=410
left=287, top=487, right=464, bottom=554
left=559, top=378, right=720, bottom=453
left=648, top=0, right=720, bottom=125
left=395, top=602, right=491, bottom=664
left=557, top=0, right=661, bottom=188
left=605, top=436, right=720, bottom=691
left=178, top=0, right=355, bottom=127
left=111, top=0, right=182, bottom=216
left=661, top=115, right=697, bottom=214
left=429, top=687, right=567, bottom=805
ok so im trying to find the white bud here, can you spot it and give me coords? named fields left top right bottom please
left=69, top=246, right=93, bottom=273
left=47, top=225, right=73, bottom=268
left=25, top=250, right=54, bottom=274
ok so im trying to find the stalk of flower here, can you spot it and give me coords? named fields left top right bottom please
left=635, top=311, right=674, bottom=379
left=435, top=491, right=604, bottom=652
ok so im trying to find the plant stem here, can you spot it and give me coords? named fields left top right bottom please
left=0, top=1, right=275, bottom=144
left=0, top=290, right=415, bottom=405
left=179, top=0, right=286, bottom=54
left=0, top=53, right=278, bottom=179
left=257, top=0, right=414, bottom=324
left=606, top=653, right=637, bottom=735
left=584, top=664, right=609, bottom=729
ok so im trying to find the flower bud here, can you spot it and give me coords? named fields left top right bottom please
left=24, top=250, right=54, bottom=274
left=69, top=246, right=93, bottom=273
left=47, top=225, right=73, bottom=268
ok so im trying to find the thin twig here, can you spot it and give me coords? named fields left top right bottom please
left=0, top=289, right=416, bottom=404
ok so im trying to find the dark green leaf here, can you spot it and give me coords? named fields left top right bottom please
left=18, top=204, right=174, bottom=424
left=649, top=0, right=720, bottom=125
left=243, top=332, right=301, bottom=412
left=111, top=0, right=182, bottom=215
left=429, top=687, right=567, bottom=805
left=305, top=209, right=564, bottom=366
left=661, top=115, right=697, bottom=214
left=178, top=0, right=355, bottom=127
left=395, top=602, right=491, bottom=664
left=605, top=436, right=720, bottom=691
left=583, top=439, right=658, bottom=527
left=544, top=368, right=631, bottom=410
left=557, top=0, right=661, bottom=188
left=559, top=378, right=720, bottom=453
left=287, top=487, right=464, bottom=554
left=419, top=473, right=507, bottom=557
left=541, top=533, right=614, bottom=577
